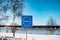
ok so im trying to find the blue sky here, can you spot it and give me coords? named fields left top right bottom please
left=22, top=0, right=60, bottom=25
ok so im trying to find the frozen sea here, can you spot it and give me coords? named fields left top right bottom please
left=0, top=27, right=60, bottom=35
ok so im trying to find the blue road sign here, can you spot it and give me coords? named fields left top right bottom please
left=21, top=15, right=32, bottom=28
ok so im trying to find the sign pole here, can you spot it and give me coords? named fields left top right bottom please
left=26, top=27, right=28, bottom=40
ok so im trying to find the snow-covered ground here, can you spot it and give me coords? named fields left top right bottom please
left=0, top=32, right=60, bottom=40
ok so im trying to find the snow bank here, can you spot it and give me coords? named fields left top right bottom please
left=0, top=32, right=60, bottom=40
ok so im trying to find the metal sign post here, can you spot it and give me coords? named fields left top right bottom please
left=22, top=15, right=32, bottom=40
left=26, top=27, right=28, bottom=40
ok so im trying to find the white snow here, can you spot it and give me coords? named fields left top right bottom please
left=0, top=32, right=60, bottom=40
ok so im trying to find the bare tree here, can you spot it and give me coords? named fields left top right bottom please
left=47, top=17, right=57, bottom=34
left=47, top=17, right=57, bottom=26
left=11, top=0, right=24, bottom=38
left=0, top=0, right=24, bottom=38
